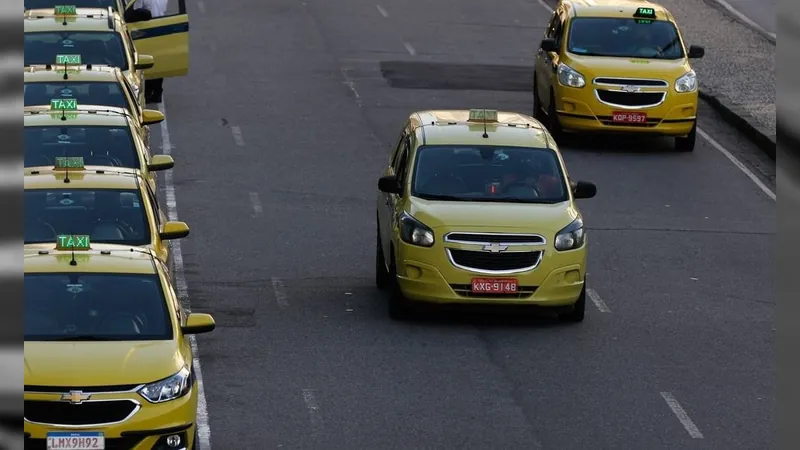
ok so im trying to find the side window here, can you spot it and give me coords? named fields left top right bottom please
left=121, top=77, right=140, bottom=114
left=390, top=133, right=406, bottom=170
left=144, top=184, right=162, bottom=227
left=395, top=139, right=411, bottom=186
left=553, top=14, right=565, bottom=46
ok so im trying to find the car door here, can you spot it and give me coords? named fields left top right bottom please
left=143, top=180, right=171, bottom=266
left=536, top=9, right=565, bottom=109
left=126, top=0, right=189, bottom=79
left=380, top=136, right=411, bottom=260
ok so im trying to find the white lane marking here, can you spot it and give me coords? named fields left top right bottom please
left=249, top=191, right=263, bottom=216
left=708, top=0, right=775, bottom=40
left=156, top=99, right=212, bottom=450
left=404, top=42, right=417, bottom=56
left=660, top=392, right=704, bottom=439
left=271, top=277, right=289, bottom=307
left=0, top=160, right=22, bottom=189
left=587, top=288, right=610, bottom=313
left=197, top=0, right=206, bottom=13
left=302, top=389, right=323, bottom=433
left=696, top=128, right=776, bottom=201
left=375, top=4, right=389, bottom=17
left=0, top=242, right=19, bottom=276
left=339, top=68, right=363, bottom=107
left=231, top=126, right=245, bottom=147
left=535, top=0, right=554, bottom=13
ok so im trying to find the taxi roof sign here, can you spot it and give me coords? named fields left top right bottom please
left=54, top=156, right=85, bottom=170
left=468, top=109, right=499, bottom=123
left=50, top=98, right=78, bottom=111
left=56, top=54, right=82, bottom=65
left=56, top=235, right=90, bottom=251
left=633, top=7, right=656, bottom=18
left=54, top=5, right=77, bottom=15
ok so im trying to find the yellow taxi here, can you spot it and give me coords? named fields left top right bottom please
left=24, top=236, right=215, bottom=450
left=25, top=0, right=131, bottom=15
left=533, top=0, right=705, bottom=151
left=375, top=109, right=597, bottom=321
left=24, top=4, right=189, bottom=95
left=24, top=102, right=174, bottom=191
left=24, top=60, right=165, bottom=145
left=24, top=162, right=189, bottom=267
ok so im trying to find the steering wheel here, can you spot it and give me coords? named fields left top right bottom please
left=93, top=218, right=137, bottom=237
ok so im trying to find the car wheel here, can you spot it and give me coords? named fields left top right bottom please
left=547, top=88, right=564, bottom=139
left=375, top=220, right=390, bottom=290
left=387, top=248, right=412, bottom=320
left=558, top=278, right=586, bottom=323
left=675, top=122, right=697, bottom=152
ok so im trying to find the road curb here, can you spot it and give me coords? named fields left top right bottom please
left=698, top=88, right=776, bottom=160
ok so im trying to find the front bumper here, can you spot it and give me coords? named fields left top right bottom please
left=23, top=384, right=197, bottom=449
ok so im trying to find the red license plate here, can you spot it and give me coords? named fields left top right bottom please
left=612, top=111, right=647, bottom=124
left=471, top=278, right=518, bottom=293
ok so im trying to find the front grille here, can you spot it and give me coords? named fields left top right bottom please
left=594, top=77, right=668, bottom=87
left=448, top=249, right=541, bottom=272
left=24, top=400, right=137, bottom=426
left=445, top=233, right=545, bottom=244
left=25, top=384, right=140, bottom=393
left=23, top=437, right=144, bottom=450
left=596, top=90, right=665, bottom=107
left=450, top=284, right=538, bottom=298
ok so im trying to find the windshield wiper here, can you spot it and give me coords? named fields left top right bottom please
left=48, top=335, right=118, bottom=341
left=415, top=193, right=467, bottom=201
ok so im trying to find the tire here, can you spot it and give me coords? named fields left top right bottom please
left=533, top=77, right=546, bottom=122
left=375, top=221, right=390, bottom=290
left=558, top=279, right=586, bottom=323
left=191, top=429, right=199, bottom=450
left=675, top=121, right=697, bottom=152
left=547, top=88, right=564, bottom=139
left=387, top=249, right=412, bottom=320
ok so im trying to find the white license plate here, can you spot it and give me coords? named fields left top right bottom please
left=47, top=432, right=104, bottom=449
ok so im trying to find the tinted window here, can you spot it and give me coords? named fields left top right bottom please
left=411, top=146, right=569, bottom=204
left=25, top=0, right=117, bottom=9
left=25, top=273, right=172, bottom=341
left=25, top=81, right=130, bottom=111
left=25, top=125, right=138, bottom=168
left=567, top=18, right=684, bottom=59
left=25, top=188, right=151, bottom=245
left=24, top=31, right=128, bottom=69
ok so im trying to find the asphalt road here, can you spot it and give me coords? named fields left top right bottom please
left=148, top=0, right=775, bottom=448
left=706, top=0, right=776, bottom=38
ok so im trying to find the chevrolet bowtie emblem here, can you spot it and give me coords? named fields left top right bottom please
left=621, top=85, right=641, bottom=93
left=482, top=243, right=509, bottom=253
left=61, top=390, right=91, bottom=404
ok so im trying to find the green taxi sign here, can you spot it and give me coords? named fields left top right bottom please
left=54, top=156, right=85, bottom=170
left=54, top=5, right=77, bottom=15
left=634, top=6, right=656, bottom=18
left=50, top=98, right=78, bottom=111
left=468, top=109, right=499, bottom=122
left=56, top=234, right=91, bottom=251
left=56, top=54, right=82, bottom=65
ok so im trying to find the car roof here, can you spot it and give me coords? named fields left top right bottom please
left=24, top=108, right=132, bottom=127
left=408, top=110, right=554, bottom=149
left=24, top=169, right=142, bottom=190
left=24, top=8, right=121, bottom=32
left=562, top=0, right=672, bottom=20
left=24, top=65, right=124, bottom=81
left=24, top=245, right=159, bottom=274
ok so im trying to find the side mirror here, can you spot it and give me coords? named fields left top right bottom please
left=687, top=45, right=704, bottom=59
left=572, top=181, right=597, bottom=199
left=141, top=109, right=165, bottom=126
left=135, top=54, right=154, bottom=70
left=378, top=175, right=402, bottom=195
left=540, top=38, right=558, bottom=53
left=147, top=154, right=174, bottom=172
left=159, top=221, right=190, bottom=240
left=181, top=313, right=215, bottom=335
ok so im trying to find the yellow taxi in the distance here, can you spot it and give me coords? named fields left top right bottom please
left=533, top=0, right=705, bottom=151
left=375, top=109, right=597, bottom=321
left=24, top=236, right=214, bottom=450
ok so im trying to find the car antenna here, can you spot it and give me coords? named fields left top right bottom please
left=482, top=109, right=489, bottom=139
left=69, top=232, right=77, bottom=266
left=63, top=160, right=71, bottom=183
left=62, top=59, right=69, bottom=79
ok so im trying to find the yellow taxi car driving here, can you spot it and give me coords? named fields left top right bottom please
left=24, top=102, right=174, bottom=192
left=24, top=236, right=215, bottom=450
left=24, top=161, right=189, bottom=267
left=24, top=60, right=165, bottom=145
left=24, top=4, right=189, bottom=95
left=533, top=0, right=705, bottom=151
left=375, top=109, right=597, bottom=321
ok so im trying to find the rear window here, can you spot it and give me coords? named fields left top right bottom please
left=25, top=81, right=131, bottom=111
left=25, top=125, right=139, bottom=168
left=24, top=31, right=128, bottom=69
left=567, top=18, right=684, bottom=59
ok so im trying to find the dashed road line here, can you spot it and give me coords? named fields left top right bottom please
left=271, top=277, right=289, bottom=307
left=660, top=392, right=704, bottom=439
left=404, top=42, right=417, bottom=56
left=302, top=389, right=323, bottom=434
left=587, top=288, right=610, bottom=313
left=376, top=4, right=388, bottom=17
left=231, top=126, right=245, bottom=147
left=249, top=192, right=263, bottom=217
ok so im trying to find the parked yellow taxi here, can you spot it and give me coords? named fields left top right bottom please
left=25, top=0, right=131, bottom=15
left=533, top=0, right=705, bottom=151
left=375, top=109, right=597, bottom=321
left=24, top=236, right=214, bottom=450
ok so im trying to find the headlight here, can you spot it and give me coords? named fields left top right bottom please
left=675, top=70, right=697, bottom=93
left=557, top=63, right=586, bottom=88
left=398, top=212, right=435, bottom=247
left=138, top=366, right=192, bottom=403
left=554, top=218, right=585, bottom=251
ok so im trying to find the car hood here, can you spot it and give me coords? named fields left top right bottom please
left=24, top=340, right=184, bottom=387
left=564, top=54, right=692, bottom=80
left=408, top=198, right=580, bottom=236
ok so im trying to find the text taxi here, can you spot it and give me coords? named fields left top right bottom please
left=375, top=109, right=597, bottom=321
left=533, top=0, right=705, bottom=151
left=24, top=235, right=215, bottom=450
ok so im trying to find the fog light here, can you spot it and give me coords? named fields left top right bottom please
left=564, top=270, right=580, bottom=283
left=166, top=435, right=181, bottom=447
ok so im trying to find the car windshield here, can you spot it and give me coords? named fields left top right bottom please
left=25, top=0, right=117, bottom=9
left=25, top=273, right=172, bottom=341
left=25, top=125, right=138, bottom=168
left=411, top=146, right=569, bottom=204
left=567, top=18, right=684, bottom=59
left=24, top=31, right=128, bottom=69
left=25, top=188, right=151, bottom=246
left=25, top=81, right=131, bottom=111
